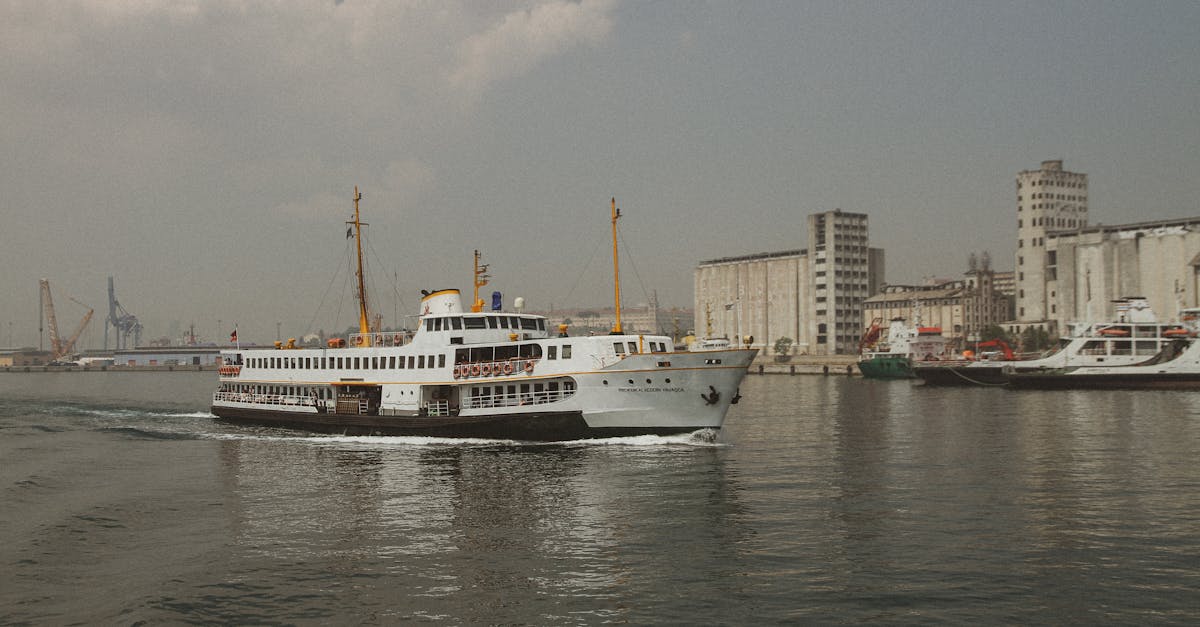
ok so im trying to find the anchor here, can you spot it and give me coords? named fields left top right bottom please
left=701, top=385, right=721, bottom=406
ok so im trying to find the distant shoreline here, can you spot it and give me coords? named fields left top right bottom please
left=3, top=356, right=862, bottom=376
left=2, top=365, right=218, bottom=373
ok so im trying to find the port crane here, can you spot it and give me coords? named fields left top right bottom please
left=105, top=276, right=142, bottom=350
left=40, top=278, right=94, bottom=362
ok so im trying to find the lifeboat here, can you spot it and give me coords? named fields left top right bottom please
left=1163, top=328, right=1194, bottom=338
left=1098, top=327, right=1130, bottom=337
left=917, top=327, right=942, bottom=336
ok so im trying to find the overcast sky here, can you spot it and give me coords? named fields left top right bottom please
left=2, top=0, right=1198, bottom=347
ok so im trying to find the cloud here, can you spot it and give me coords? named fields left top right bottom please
left=381, top=159, right=437, bottom=201
left=449, top=0, right=616, bottom=99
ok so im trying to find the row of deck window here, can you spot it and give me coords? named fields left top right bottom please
left=220, top=383, right=330, bottom=399
left=246, top=354, right=448, bottom=370
left=613, top=340, right=669, bottom=354
left=426, top=315, right=546, bottom=332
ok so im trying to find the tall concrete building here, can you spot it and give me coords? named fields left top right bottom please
left=1014, top=159, right=1089, bottom=328
left=694, top=209, right=883, bottom=355
left=1012, top=158, right=1200, bottom=335
left=808, top=210, right=879, bottom=353
left=1029, top=218, right=1200, bottom=334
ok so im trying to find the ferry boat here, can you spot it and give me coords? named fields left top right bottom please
left=211, top=193, right=757, bottom=441
left=913, top=297, right=1197, bottom=386
left=1005, top=305, right=1200, bottom=390
left=684, top=303, right=733, bottom=352
left=856, top=312, right=950, bottom=379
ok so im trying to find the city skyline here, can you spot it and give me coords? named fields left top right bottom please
left=3, top=1, right=1198, bottom=348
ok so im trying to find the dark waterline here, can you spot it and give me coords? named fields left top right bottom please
left=1, top=372, right=1198, bottom=624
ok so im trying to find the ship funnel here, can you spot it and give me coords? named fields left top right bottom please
left=420, top=289, right=463, bottom=315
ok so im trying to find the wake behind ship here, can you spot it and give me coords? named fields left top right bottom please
left=211, top=192, right=756, bottom=440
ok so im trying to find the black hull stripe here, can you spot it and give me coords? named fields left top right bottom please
left=211, top=406, right=708, bottom=441
left=1009, top=374, right=1200, bottom=390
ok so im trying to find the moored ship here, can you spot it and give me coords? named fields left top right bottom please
left=211, top=192, right=757, bottom=440
left=857, top=313, right=950, bottom=379
left=913, top=298, right=1198, bottom=386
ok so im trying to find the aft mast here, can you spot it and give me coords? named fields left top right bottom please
left=472, top=249, right=490, bottom=313
left=611, top=197, right=623, bottom=334
left=347, top=187, right=371, bottom=341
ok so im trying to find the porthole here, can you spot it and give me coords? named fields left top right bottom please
left=665, top=378, right=671, bottom=383
left=602, top=380, right=608, bottom=385
left=628, top=379, right=635, bottom=385
left=646, top=378, right=652, bottom=384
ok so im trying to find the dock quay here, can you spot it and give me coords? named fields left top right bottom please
left=750, top=355, right=860, bottom=376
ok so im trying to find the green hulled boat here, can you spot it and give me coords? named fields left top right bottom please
left=857, top=315, right=950, bottom=379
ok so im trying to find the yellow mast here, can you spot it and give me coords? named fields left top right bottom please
left=348, top=187, right=371, bottom=339
left=471, top=249, right=490, bottom=312
left=610, top=197, right=623, bottom=334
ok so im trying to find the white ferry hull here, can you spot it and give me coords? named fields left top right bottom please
left=212, top=347, right=756, bottom=441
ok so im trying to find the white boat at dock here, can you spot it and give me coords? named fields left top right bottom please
left=913, top=297, right=1198, bottom=386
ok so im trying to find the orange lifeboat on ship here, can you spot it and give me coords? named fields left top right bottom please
left=1163, top=328, right=1194, bottom=338
left=1098, top=327, right=1130, bottom=337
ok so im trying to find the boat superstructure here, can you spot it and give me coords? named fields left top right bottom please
left=857, top=307, right=950, bottom=379
left=913, top=297, right=1197, bottom=386
left=211, top=193, right=756, bottom=440
left=1005, top=305, right=1200, bottom=390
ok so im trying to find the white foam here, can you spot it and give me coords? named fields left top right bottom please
left=196, top=429, right=727, bottom=448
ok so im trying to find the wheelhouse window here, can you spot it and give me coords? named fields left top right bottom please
left=464, top=317, right=487, bottom=330
left=614, top=342, right=626, bottom=354
left=562, top=345, right=572, bottom=359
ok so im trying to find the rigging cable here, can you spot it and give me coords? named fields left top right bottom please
left=301, top=238, right=351, bottom=339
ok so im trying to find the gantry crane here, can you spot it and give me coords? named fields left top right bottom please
left=106, top=276, right=142, bottom=350
left=40, top=278, right=94, bottom=362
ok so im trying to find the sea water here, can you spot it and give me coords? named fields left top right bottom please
left=2, top=371, right=1198, bottom=624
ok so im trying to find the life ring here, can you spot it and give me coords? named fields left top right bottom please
left=393, top=334, right=402, bottom=346
left=524, top=360, right=534, bottom=373
left=471, top=363, right=481, bottom=377
left=481, top=362, right=492, bottom=376
left=453, top=366, right=461, bottom=379
left=503, top=362, right=514, bottom=375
